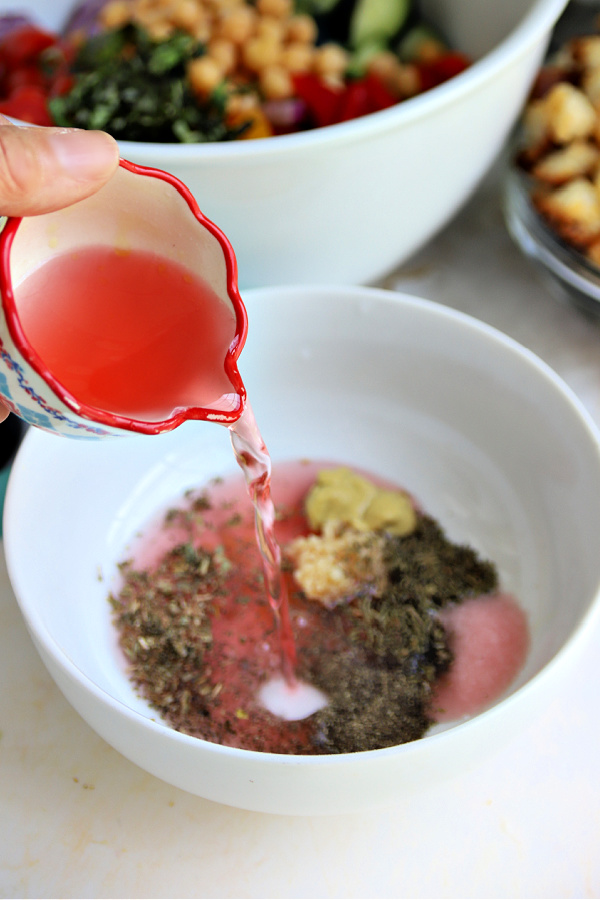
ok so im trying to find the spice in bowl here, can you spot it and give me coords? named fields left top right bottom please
left=109, top=462, right=530, bottom=754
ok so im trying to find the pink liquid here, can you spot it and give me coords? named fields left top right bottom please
left=228, top=404, right=297, bottom=683
left=430, top=593, right=530, bottom=721
left=14, top=246, right=238, bottom=421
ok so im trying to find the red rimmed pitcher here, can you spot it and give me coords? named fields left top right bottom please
left=0, top=159, right=248, bottom=439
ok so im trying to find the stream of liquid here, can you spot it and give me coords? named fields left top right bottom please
left=228, top=403, right=298, bottom=685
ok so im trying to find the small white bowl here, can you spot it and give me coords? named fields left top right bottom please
left=5, top=285, right=600, bottom=816
left=0, top=0, right=568, bottom=287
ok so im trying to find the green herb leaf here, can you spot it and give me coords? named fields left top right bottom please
left=50, top=24, right=248, bottom=143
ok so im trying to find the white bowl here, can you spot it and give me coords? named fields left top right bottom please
left=0, top=0, right=568, bottom=287
left=4, top=285, right=600, bottom=816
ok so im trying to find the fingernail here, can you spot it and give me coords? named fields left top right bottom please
left=48, top=129, right=119, bottom=181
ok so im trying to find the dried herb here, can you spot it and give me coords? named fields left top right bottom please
left=49, top=24, right=249, bottom=143
left=306, top=513, right=498, bottom=752
left=110, top=501, right=500, bottom=754
left=110, top=542, right=228, bottom=728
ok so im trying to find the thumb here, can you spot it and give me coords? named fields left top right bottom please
left=0, top=118, right=119, bottom=217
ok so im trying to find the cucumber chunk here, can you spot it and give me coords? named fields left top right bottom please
left=349, top=0, right=412, bottom=49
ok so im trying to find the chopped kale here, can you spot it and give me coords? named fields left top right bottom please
left=49, top=24, right=250, bottom=143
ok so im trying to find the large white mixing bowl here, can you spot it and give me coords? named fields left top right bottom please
left=0, top=0, right=567, bottom=286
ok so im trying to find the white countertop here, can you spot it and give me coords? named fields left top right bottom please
left=2, top=161, right=600, bottom=899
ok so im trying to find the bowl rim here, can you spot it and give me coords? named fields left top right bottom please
left=110, top=0, right=568, bottom=161
left=5, top=283, right=600, bottom=766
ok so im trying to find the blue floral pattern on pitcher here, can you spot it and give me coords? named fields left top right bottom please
left=0, top=345, right=111, bottom=438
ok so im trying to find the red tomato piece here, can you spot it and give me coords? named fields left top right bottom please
left=0, top=25, right=56, bottom=69
left=0, top=84, right=53, bottom=125
left=417, top=52, right=470, bottom=91
left=49, top=71, right=75, bottom=97
left=4, top=63, right=46, bottom=94
left=292, top=73, right=343, bottom=128
left=338, top=79, right=370, bottom=122
left=364, top=73, right=397, bottom=113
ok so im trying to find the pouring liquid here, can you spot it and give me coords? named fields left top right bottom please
left=15, top=245, right=304, bottom=698
left=229, top=405, right=326, bottom=713
left=229, top=404, right=297, bottom=683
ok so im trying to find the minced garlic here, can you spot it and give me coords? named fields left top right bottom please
left=286, top=522, right=387, bottom=608
left=287, top=468, right=417, bottom=607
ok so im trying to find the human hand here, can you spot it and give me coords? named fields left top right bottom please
left=0, top=116, right=119, bottom=423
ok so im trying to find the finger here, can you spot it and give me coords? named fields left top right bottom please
left=0, top=118, right=119, bottom=217
left=0, top=402, right=10, bottom=423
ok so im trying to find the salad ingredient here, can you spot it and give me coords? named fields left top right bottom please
left=49, top=23, right=247, bottom=142
left=63, top=0, right=108, bottom=39
left=349, top=0, right=411, bottom=50
left=0, top=22, right=73, bottom=124
left=1, top=0, right=470, bottom=141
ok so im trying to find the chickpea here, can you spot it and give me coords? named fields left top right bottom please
left=218, top=6, right=257, bottom=44
left=280, top=42, right=313, bottom=73
left=367, top=51, right=402, bottom=87
left=259, top=64, right=293, bottom=99
left=242, top=35, right=281, bottom=72
left=169, top=0, right=203, bottom=30
left=393, top=63, right=421, bottom=98
left=312, top=43, right=349, bottom=79
left=131, top=6, right=166, bottom=31
left=192, top=18, right=211, bottom=41
left=256, top=0, right=292, bottom=19
left=132, top=0, right=158, bottom=14
left=99, top=0, right=132, bottom=29
left=582, top=66, right=600, bottom=109
left=414, top=36, right=445, bottom=63
left=285, top=14, right=317, bottom=45
left=226, top=91, right=260, bottom=117
left=188, top=55, right=224, bottom=96
left=256, top=16, right=285, bottom=44
left=146, top=19, right=175, bottom=39
left=210, top=0, right=243, bottom=13
left=209, top=38, right=237, bottom=74
left=573, top=35, right=600, bottom=70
